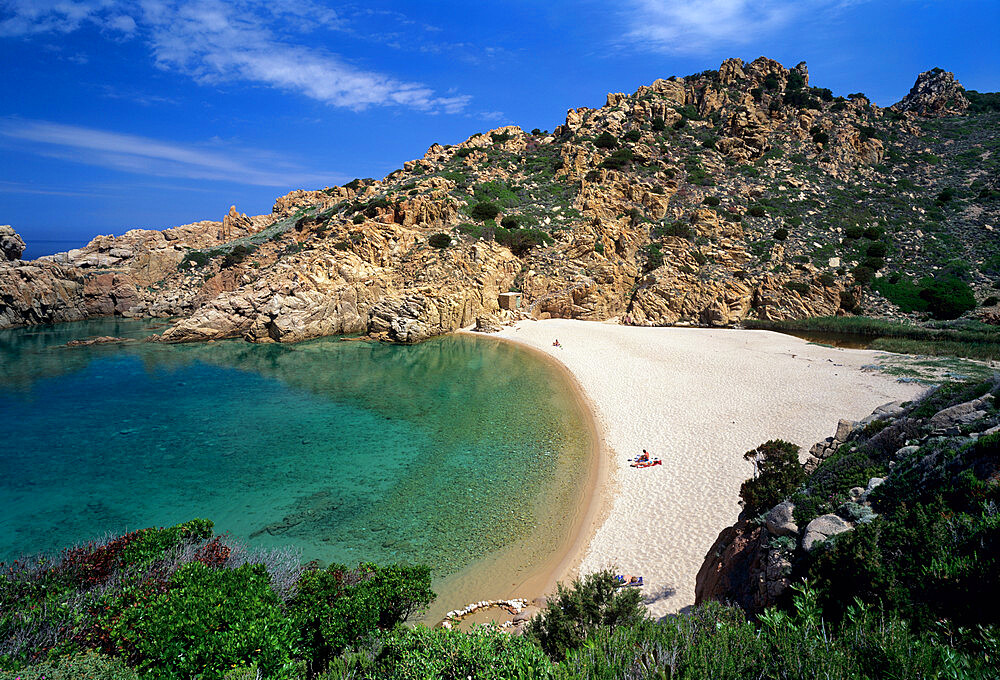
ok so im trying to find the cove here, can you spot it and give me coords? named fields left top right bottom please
left=0, top=319, right=591, bottom=591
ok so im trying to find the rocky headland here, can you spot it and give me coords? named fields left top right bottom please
left=3, top=59, right=998, bottom=342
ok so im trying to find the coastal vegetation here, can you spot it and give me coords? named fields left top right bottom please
left=744, top=315, right=1000, bottom=360
left=4, top=378, right=997, bottom=678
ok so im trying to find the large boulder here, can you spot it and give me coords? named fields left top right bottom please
left=765, top=501, right=798, bottom=537
left=928, top=397, right=992, bottom=429
left=0, top=225, right=26, bottom=261
left=802, top=514, right=852, bottom=552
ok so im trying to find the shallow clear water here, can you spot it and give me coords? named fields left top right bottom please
left=0, top=319, right=589, bottom=579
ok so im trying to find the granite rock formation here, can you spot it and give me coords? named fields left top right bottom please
left=3, top=57, right=998, bottom=341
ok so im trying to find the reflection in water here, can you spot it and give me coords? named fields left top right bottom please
left=0, top=320, right=590, bottom=580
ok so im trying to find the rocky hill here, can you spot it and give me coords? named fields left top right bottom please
left=2, top=57, right=998, bottom=342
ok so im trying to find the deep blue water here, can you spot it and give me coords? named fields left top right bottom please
left=20, top=239, right=90, bottom=261
left=0, top=319, right=589, bottom=578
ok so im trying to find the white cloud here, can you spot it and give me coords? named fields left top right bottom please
left=0, top=0, right=470, bottom=113
left=0, top=118, right=343, bottom=187
left=622, top=0, right=838, bottom=53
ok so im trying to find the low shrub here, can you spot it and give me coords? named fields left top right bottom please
left=601, top=148, right=633, bottom=169
left=919, top=274, right=976, bottom=320
left=786, top=280, right=811, bottom=296
left=622, top=129, right=641, bottom=143
left=703, top=195, right=721, bottom=206
left=427, top=233, right=451, bottom=249
left=594, top=132, right=617, bottom=149
left=642, top=243, right=664, bottom=271
left=654, top=221, right=692, bottom=240
left=104, top=563, right=295, bottom=679
left=469, top=201, right=500, bottom=222
left=374, top=626, right=555, bottom=679
left=493, top=227, right=552, bottom=257
left=525, top=570, right=646, bottom=660
left=748, top=205, right=767, bottom=218
left=773, top=227, right=789, bottom=241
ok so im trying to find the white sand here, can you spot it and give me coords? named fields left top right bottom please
left=494, top=318, right=925, bottom=618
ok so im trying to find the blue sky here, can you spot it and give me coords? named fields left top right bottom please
left=1, top=0, right=997, bottom=255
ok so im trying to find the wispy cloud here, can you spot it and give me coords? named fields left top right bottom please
left=0, top=118, right=343, bottom=187
left=622, top=0, right=852, bottom=53
left=0, top=0, right=470, bottom=113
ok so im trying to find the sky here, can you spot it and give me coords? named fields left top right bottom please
left=1, top=0, right=997, bottom=256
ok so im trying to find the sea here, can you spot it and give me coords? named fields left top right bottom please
left=0, top=318, right=591, bottom=582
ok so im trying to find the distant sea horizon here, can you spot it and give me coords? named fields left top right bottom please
left=20, top=239, right=91, bottom=261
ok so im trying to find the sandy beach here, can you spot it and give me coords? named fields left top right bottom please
left=493, top=318, right=926, bottom=618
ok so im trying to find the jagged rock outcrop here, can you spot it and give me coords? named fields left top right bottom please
left=1, top=225, right=26, bottom=261
left=892, top=68, right=970, bottom=117
left=4, top=57, right=995, bottom=339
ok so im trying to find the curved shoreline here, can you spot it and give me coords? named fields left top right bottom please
left=420, top=331, right=612, bottom=625
left=487, top=318, right=928, bottom=617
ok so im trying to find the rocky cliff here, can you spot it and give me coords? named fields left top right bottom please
left=3, top=58, right=998, bottom=342
left=694, top=382, right=1000, bottom=616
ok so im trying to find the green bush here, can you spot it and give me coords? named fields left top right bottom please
left=106, top=563, right=295, bottom=680
left=651, top=116, right=666, bottom=131
left=500, top=216, right=519, bottom=229
left=222, top=244, right=256, bottom=269
left=655, top=221, right=692, bottom=240
left=773, top=227, right=789, bottom=241
left=748, top=205, right=767, bottom=218
left=469, top=201, right=500, bottom=222
left=352, top=214, right=365, bottom=224
left=739, top=440, right=805, bottom=514
left=622, top=129, right=641, bottom=143
left=866, top=241, right=888, bottom=258
left=289, top=563, right=433, bottom=677
left=919, top=274, right=976, bottom=320
left=601, top=148, right=633, bottom=169
left=787, top=70, right=806, bottom=89
left=594, top=132, right=617, bottom=149
left=873, top=277, right=928, bottom=313
left=844, top=225, right=863, bottom=240
left=642, top=243, right=664, bottom=271
left=524, top=570, right=646, bottom=660
left=703, top=195, right=721, bottom=206
left=10, top=650, right=140, bottom=680
left=854, top=265, right=875, bottom=285
left=372, top=626, right=555, bottom=679
left=862, top=226, right=883, bottom=240
left=493, top=227, right=552, bottom=257
left=786, top=280, right=811, bottom=296
left=427, top=233, right=451, bottom=249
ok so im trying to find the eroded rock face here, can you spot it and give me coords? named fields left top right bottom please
left=0, top=260, right=87, bottom=327
left=0, top=225, right=26, bottom=261
left=892, top=68, right=970, bottom=117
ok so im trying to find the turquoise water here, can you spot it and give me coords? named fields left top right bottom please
left=0, top=319, right=589, bottom=579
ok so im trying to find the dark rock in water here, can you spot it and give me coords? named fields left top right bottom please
left=65, top=336, right=129, bottom=347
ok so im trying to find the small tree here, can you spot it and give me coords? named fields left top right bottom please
left=525, top=570, right=646, bottom=660
left=739, top=440, right=805, bottom=514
